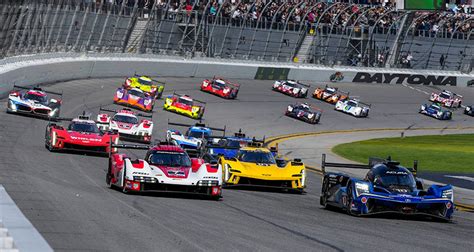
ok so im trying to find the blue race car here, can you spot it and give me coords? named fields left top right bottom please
left=205, top=130, right=254, bottom=159
left=320, top=154, right=454, bottom=221
left=166, top=120, right=225, bottom=156
left=419, top=103, right=452, bottom=120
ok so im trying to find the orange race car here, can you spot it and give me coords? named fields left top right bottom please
left=312, top=85, right=349, bottom=104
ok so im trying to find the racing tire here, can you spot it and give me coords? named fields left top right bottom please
left=346, top=183, right=355, bottom=216
left=121, top=165, right=129, bottom=194
left=106, top=160, right=114, bottom=189
left=45, top=128, right=56, bottom=152
left=320, top=177, right=329, bottom=208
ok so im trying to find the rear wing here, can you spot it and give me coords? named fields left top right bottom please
left=296, top=81, right=310, bottom=88
left=13, top=84, right=63, bottom=96
left=167, top=119, right=226, bottom=134
left=172, top=92, right=206, bottom=105
left=99, top=107, right=153, bottom=118
left=133, top=73, right=166, bottom=85
left=321, top=154, right=418, bottom=176
left=359, top=101, right=371, bottom=108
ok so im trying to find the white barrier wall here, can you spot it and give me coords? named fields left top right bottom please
left=1, top=53, right=473, bottom=96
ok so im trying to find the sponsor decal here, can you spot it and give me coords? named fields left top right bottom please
left=352, top=72, right=457, bottom=86
left=255, top=67, right=290, bottom=80
left=330, top=72, right=344, bottom=82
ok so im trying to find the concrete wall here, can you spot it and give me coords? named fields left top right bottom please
left=1, top=53, right=473, bottom=96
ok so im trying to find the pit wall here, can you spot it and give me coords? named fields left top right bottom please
left=1, top=53, right=473, bottom=96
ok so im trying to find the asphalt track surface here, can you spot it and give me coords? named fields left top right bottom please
left=1, top=78, right=474, bottom=251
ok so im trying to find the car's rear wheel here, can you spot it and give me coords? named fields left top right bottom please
left=121, top=165, right=129, bottom=194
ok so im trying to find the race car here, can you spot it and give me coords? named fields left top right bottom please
left=123, top=74, right=165, bottom=99
left=272, top=80, right=310, bottom=98
left=200, top=77, right=240, bottom=99
left=7, top=85, right=62, bottom=119
left=219, top=142, right=306, bottom=193
left=335, top=98, right=370, bottom=117
left=96, top=107, right=153, bottom=143
left=464, top=105, right=474, bottom=116
left=312, top=85, right=349, bottom=104
left=319, top=154, right=454, bottom=220
left=285, top=102, right=322, bottom=124
left=204, top=130, right=254, bottom=160
left=166, top=121, right=225, bottom=156
left=429, top=90, right=462, bottom=108
left=163, top=93, right=205, bottom=119
left=114, top=87, right=154, bottom=112
left=419, top=103, right=452, bottom=120
left=45, top=113, right=119, bottom=154
left=107, top=142, right=222, bottom=199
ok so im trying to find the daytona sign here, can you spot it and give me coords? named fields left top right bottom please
left=352, top=72, right=457, bottom=86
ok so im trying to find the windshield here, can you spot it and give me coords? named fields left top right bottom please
left=347, top=101, right=357, bottom=107
left=138, top=78, right=152, bottom=86
left=24, top=93, right=47, bottom=103
left=285, top=82, right=296, bottom=87
left=214, top=80, right=226, bottom=88
left=128, top=89, right=145, bottom=98
left=375, top=173, right=416, bottom=190
left=430, top=104, right=441, bottom=111
left=238, top=150, right=276, bottom=164
left=439, top=93, right=451, bottom=99
left=148, top=152, right=191, bottom=167
left=325, top=88, right=336, bottom=94
left=113, top=115, right=138, bottom=124
left=178, top=97, right=193, bottom=106
left=188, top=130, right=210, bottom=139
left=68, top=122, right=101, bottom=133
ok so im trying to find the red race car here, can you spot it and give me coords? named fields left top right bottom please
left=200, top=77, right=240, bottom=99
left=45, top=113, right=119, bottom=155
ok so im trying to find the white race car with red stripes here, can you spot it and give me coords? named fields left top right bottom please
left=107, top=142, right=222, bottom=199
left=96, top=107, right=153, bottom=143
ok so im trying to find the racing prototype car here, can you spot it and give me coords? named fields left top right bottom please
left=7, top=85, right=62, bottom=119
left=124, top=74, right=165, bottom=99
left=464, top=105, right=474, bottom=116
left=429, top=90, right=462, bottom=108
left=114, top=87, right=154, bottom=112
left=204, top=130, right=253, bottom=160
left=285, top=102, right=322, bottom=124
left=166, top=121, right=226, bottom=156
left=272, top=80, right=310, bottom=98
left=45, top=113, right=119, bottom=154
left=312, top=85, right=349, bottom=104
left=335, top=98, right=370, bottom=117
left=96, top=107, right=153, bottom=143
left=219, top=142, right=306, bottom=192
left=419, top=103, right=452, bottom=120
left=163, top=93, right=206, bottom=119
left=200, top=77, right=240, bottom=99
left=107, top=142, right=222, bottom=199
left=319, top=154, right=454, bottom=220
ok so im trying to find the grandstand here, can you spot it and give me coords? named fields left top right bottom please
left=0, top=0, right=472, bottom=72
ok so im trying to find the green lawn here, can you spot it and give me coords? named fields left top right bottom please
left=332, top=134, right=474, bottom=173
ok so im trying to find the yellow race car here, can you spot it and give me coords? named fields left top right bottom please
left=219, top=145, right=306, bottom=192
left=124, top=75, right=165, bottom=99
left=163, top=93, right=206, bottom=120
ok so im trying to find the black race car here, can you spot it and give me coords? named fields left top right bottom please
left=285, top=103, right=322, bottom=124
left=464, top=105, right=474, bottom=116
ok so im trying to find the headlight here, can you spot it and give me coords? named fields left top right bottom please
left=293, top=88, right=299, bottom=94
left=192, top=107, right=199, bottom=113
left=437, top=111, right=443, bottom=116
left=466, top=107, right=471, bottom=111
left=442, top=189, right=453, bottom=201
left=355, top=182, right=369, bottom=197
left=307, top=113, right=314, bottom=119
left=421, top=105, right=426, bottom=110
left=9, top=101, right=17, bottom=110
left=287, top=106, right=293, bottom=112
left=223, top=88, right=230, bottom=93
left=144, top=99, right=151, bottom=105
left=48, top=109, right=57, bottom=117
